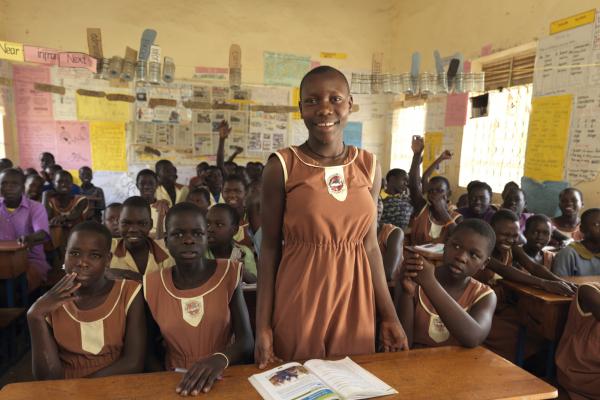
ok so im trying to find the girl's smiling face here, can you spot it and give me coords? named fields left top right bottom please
left=299, top=71, right=353, bottom=144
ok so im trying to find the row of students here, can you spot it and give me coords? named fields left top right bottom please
left=27, top=204, right=253, bottom=395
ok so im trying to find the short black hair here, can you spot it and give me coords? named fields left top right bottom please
left=25, top=173, right=43, bottom=183
left=105, top=202, right=123, bottom=210
left=467, top=180, right=493, bottom=197
left=165, top=202, right=205, bottom=231
left=385, top=168, right=407, bottom=181
left=429, top=175, right=451, bottom=192
left=41, top=152, right=55, bottom=160
left=188, top=187, right=211, bottom=203
left=136, top=169, right=158, bottom=184
left=490, top=209, right=519, bottom=227
left=209, top=203, right=240, bottom=227
left=450, top=219, right=496, bottom=255
left=0, top=168, right=25, bottom=183
left=67, top=221, right=112, bottom=252
left=0, top=158, right=13, bottom=169
left=79, top=166, right=92, bottom=172
left=155, top=159, right=174, bottom=172
left=224, top=161, right=237, bottom=168
left=559, top=187, right=583, bottom=200
left=122, top=196, right=151, bottom=217
left=224, top=174, right=249, bottom=190
left=299, top=66, right=350, bottom=98
left=48, top=164, right=62, bottom=173
left=196, top=161, right=209, bottom=170
left=206, top=165, right=221, bottom=173
left=55, top=169, right=73, bottom=181
left=581, top=208, right=600, bottom=226
left=524, top=214, right=552, bottom=233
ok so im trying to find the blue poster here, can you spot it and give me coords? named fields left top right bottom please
left=343, top=121, right=363, bottom=147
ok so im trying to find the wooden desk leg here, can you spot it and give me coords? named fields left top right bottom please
left=5, top=279, right=15, bottom=308
left=545, top=340, right=556, bottom=379
left=19, top=274, right=28, bottom=306
left=516, top=325, right=526, bottom=367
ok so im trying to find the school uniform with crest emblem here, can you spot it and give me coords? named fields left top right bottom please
left=143, top=259, right=242, bottom=370
left=270, top=145, right=377, bottom=361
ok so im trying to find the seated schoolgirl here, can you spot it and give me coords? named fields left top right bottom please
left=551, top=187, right=584, bottom=245
left=27, top=221, right=145, bottom=379
left=206, top=204, right=257, bottom=284
left=408, top=135, right=461, bottom=245
left=144, top=202, right=253, bottom=395
left=555, top=282, right=600, bottom=400
left=109, top=196, right=174, bottom=282
left=522, top=214, right=555, bottom=269
left=377, top=197, right=404, bottom=281
left=552, top=208, right=600, bottom=277
left=394, top=219, right=497, bottom=348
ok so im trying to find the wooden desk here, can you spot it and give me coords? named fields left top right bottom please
left=0, top=241, right=28, bottom=307
left=501, top=276, right=600, bottom=342
left=0, top=347, right=557, bottom=400
left=500, top=276, right=600, bottom=376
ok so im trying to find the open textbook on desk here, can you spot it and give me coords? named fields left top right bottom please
left=249, top=357, right=397, bottom=400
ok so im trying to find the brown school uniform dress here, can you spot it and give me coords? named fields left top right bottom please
left=378, top=223, right=398, bottom=255
left=46, top=279, right=141, bottom=378
left=409, top=206, right=461, bottom=246
left=551, top=219, right=584, bottom=241
left=47, top=195, right=90, bottom=250
left=413, top=278, right=493, bottom=347
left=556, top=283, right=600, bottom=400
left=483, top=248, right=542, bottom=361
left=144, top=259, right=242, bottom=370
left=271, top=146, right=377, bottom=361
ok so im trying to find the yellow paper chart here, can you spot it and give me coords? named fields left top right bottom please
left=90, top=122, right=128, bottom=171
left=423, top=132, right=444, bottom=172
left=77, top=94, right=131, bottom=122
left=524, top=95, right=572, bottom=182
left=291, top=87, right=301, bottom=120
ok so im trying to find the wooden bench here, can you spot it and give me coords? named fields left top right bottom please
left=0, top=308, right=28, bottom=376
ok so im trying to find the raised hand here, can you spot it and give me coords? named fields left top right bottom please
left=218, top=120, right=232, bottom=140
left=411, top=135, right=424, bottom=154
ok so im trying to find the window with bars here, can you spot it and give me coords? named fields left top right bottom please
left=482, top=51, right=536, bottom=92
left=389, top=103, right=426, bottom=171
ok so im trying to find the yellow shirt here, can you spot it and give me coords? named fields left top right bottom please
left=110, top=238, right=174, bottom=275
left=155, top=184, right=189, bottom=207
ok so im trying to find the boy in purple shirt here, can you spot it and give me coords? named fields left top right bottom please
left=0, top=168, right=51, bottom=290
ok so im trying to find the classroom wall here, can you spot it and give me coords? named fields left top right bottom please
left=1, top=0, right=394, bottom=81
left=389, top=0, right=600, bottom=207
left=390, top=0, right=600, bottom=71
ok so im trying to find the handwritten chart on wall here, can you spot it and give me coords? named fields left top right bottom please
left=90, top=122, right=127, bottom=171
left=524, top=95, right=572, bottom=181
left=533, top=11, right=600, bottom=183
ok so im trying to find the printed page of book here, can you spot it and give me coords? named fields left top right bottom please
left=304, top=357, right=397, bottom=400
left=249, top=362, right=341, bottom=400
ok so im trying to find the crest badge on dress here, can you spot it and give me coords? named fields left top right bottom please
left=324, top=166, right=348, bottom=201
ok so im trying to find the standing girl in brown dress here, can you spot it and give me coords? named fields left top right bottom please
left=255, top=66, right=408, bottom=366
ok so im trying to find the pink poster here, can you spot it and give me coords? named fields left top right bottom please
left=17, top=120, right=57, bottom=169
left=23, top=46, right=59, bottom=65
left=58, top=52, right=97, bottom=72
left=12, top=65, right=53, bottom=121
left=444, top=93, right=469, bottom=127
left=55, top=121, right=92, bottom=169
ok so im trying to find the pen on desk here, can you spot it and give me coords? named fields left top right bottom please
left=174, top=368, right=188, bottom=373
